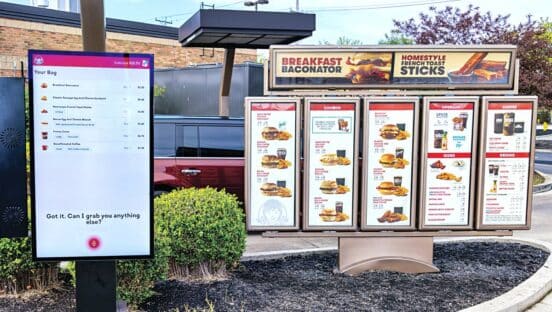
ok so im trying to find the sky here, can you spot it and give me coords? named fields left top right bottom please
left=5, top=0, right=552, bottom=44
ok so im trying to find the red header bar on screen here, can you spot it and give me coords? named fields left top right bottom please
left=488, top=102, right=533, bottom=110
left=429, top=102, right=474, bottom=110
left=310, top=103, right=355, bottom=111
left=251, top=103, right=296, bottom=111
left=485, top=152, right=530, bottom=158
left=369, top=103, right=414, bottom=110
left=31, top=54, right=151, bottom=69
left=427, top=152, right=472, bottom=158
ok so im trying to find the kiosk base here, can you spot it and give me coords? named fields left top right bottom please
left=338, top=237, right=439, bottom=275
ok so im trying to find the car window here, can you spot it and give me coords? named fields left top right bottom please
left=176, top=126, right=199, bottom=157
left=199, top=126, right=244, bottom=157
left=154, top=123, right=176, bottom=157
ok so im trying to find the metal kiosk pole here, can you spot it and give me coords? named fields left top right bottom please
left=76, top=1, right=117, bottom=311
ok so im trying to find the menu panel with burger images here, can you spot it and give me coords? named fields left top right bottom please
left=248, top=101, right=297, bottom=229
left=363, top=100, right=417, bottom=229
left=305, top=101, right=357, bottom=229
left=479, top=99, right=535, bottom=228
left=421, top=99, right=477, bottom=228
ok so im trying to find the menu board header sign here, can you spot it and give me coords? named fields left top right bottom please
left=29, top=50, right=153, bottom=260
left=269, top=46, right=516, bottom=90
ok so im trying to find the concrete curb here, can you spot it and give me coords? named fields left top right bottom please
left=241, top=237, right=552, bottom=312
left=533, top=170, right=552, bottom=193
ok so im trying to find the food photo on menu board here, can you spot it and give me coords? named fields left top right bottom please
left=479, top=99, right=536, bottom=228
left=247, top=101, right=298, bottom=229
left=363, top=101, right=417, bottom=228
left=305, top=101, right=357, bottom=229
left=421, top=99, right=477, bottom=228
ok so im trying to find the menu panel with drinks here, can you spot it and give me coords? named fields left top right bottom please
left=421, top=99, right=477, bottom=228
left=30, top=50, right=152, bottom=259
left=247, top=100, right=298, bottom=229
left=363, top=99, right=417, bottom=229
left=305, top=100, right=358, bottom=230
left=479, top=99, right=535, bottom=228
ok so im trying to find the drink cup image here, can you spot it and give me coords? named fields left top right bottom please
left=394, top=176, right=403, bottom=187
left=277, top=148, right=287, bottom=160
left=336, top=150, right=346, bottom=158
left=394, top=207, right=403, bottom=214
left=336, top=178, right=346, bottom=186
left=277, top=180, right=286, bottom=188
left=395, top=147, right=404, bottom=159
left=396, top=123, right=406, bottom=131
left=41, top=131, right=48, bottom=140
left=335, top=201, right=344, bottom=213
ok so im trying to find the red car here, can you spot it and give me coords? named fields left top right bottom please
left=154, top=116, right=245, bottom=202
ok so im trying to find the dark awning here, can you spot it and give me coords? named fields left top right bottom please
left=179, top=9, right=315, bottom=49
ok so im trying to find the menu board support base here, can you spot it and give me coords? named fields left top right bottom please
left=76, top=261, right=117, bottom=312
left=338, top=237, right=439, bottom=275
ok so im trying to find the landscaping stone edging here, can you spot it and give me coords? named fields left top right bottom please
left=241, top=237, right=552, bottom=312
left=533, top=170, right=552, bottom=193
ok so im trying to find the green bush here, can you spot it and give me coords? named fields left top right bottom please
left=537, top=109, right=550, bottom=124
left=116, top=235, right=171, bottom=308
left=155, top=187, right=246, bottom=279
left=0, top=237, right=59, bottom=294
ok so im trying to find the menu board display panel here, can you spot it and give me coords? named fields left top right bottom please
left=304, top=98, right=359, bottom=230
left=361, top=98, right=419, bottom=230
left=29, top=50, right=153, bottom=260
left=419, top=97, right=478, bottom=230
left=245, top=98, right=300, bottom=230
left=477, top=97, right=537, bottom=229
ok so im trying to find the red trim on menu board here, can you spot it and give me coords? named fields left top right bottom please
left=31, top=54, right=151, bottom=69
left=369, top=103, right=414, bottom=110
left=429, top=102, right=474, bottom=110
left=485, top=152, right=531, bottom=158
left=310, top=103, right=355, bottom=111
left=427, top=152, right=472, bottom=158
left=251, top=103, right=296, bottom=111
left=488, top=102, right=533, bottom=110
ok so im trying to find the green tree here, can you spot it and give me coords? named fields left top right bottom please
left=320, top=36, right=363, bottom=45
left=389, top=5, right=552, bottom=108
left=378, top=32, right=414, bottom=44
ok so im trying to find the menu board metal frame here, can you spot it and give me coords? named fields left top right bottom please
left=361, top=97, right=420, bottom=231
left=476, top=96, right=537, bottom=230
left=419, top=96, right=479, bottom=230
left=268, top=45, right=517, bottom=91
left=245, top=97, right=301, bottom=231
left=29, top=50, right=154, bottom=261
left=303, top=98, right=360, bottom=231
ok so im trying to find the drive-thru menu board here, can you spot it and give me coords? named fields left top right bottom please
left=304, top=99, right=358, bottom=230
left=245, top=98, right=300, bottom=230
left=362, top=98, right=419, bottom=230
left=419, top=97, right=478, bottom=229
left=477, top=97, right=537, bottom=229
left=29, top=50, right=153, bottom=260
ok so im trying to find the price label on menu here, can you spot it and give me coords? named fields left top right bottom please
left=305, top=100, right=357, bottom=230
left=422, top=100, right=476, bottom=228
left=363, top=100, right=417, bottom=228
left=479, top=99, right=535, bottom=227
left=247, top=101, right=298, bottom=229
left=30, top=50, right=152, bottom=259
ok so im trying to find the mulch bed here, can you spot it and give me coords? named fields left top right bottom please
left=0, top=242, right=548, bottom=312
left=143, top=242, right=549, bottom=312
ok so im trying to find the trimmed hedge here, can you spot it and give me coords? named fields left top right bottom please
left=0, top=237, right=59, bottom=294
left=155, top=187, right=246, bottom=279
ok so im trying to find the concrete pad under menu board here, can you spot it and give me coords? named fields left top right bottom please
left=419, top=96, right=479, bottom=230
left=245, top=97, right=301, bottom=231
left=303, top=98, right=359, bottom=231
left=361, top=97, right=419, bottom=231
left=476, top=96, right=537, bottom=230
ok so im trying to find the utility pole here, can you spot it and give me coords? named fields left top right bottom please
left=296, top=0, right=299, bottom=11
